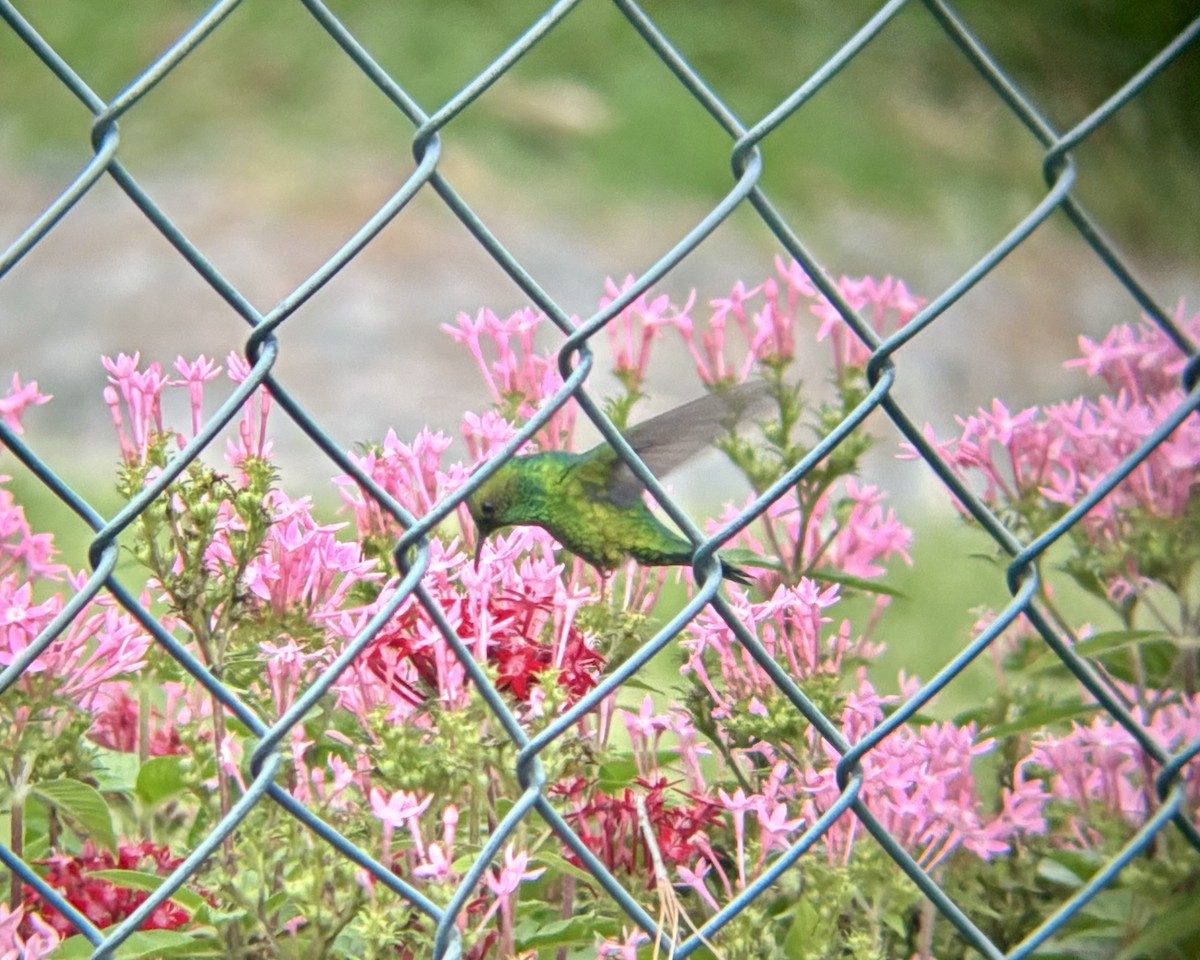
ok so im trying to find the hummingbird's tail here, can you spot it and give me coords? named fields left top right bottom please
left=719, top=558, right=756, bottom=586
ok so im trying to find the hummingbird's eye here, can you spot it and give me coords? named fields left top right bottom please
left=480, top=500, right=496, bottom=520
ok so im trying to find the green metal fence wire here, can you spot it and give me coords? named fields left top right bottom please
left=2, top=1, right=1199, bottom=957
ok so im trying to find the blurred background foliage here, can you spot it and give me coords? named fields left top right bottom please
left=2, top=0, right=1197, bottom=253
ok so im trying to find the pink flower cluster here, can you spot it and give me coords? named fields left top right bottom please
left=238, top=491, right=380, bottom=620
left=1, top=382, right=150, bottom=716
left=665, top=258, right=922, bottom=385
left=335, top=427, right=459, bottom=537
left=918, top=304, right=1200, bottom=842
left=601, top=275, right=685, bottom=386
left=677, top=580, right=1046, bottom=876
left=1028, top=691, right=1200, bottom=842
left=797, top=694, right=1049, bottom=869
left=716, top=478, right=913, bottom=595
left=102, top=352, right=271, bottom=469
left=443, top=307, right=577, bottom=451
left=920, top=304, right=1200, bottom=597
left=0, top=372, right=51, bottom=435
left=0, top=580, right=149, bottom=713
left=1, top=478, right=62, bottom=584
left=0, top=903, right=59, bottom=960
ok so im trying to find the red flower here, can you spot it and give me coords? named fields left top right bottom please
left=366, top=588, right=605, bottom=707
left=560, top=778, right=721, bottom=885
left=21, top=841, right=194, bottom=939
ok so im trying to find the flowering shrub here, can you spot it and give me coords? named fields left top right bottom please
left=1, top=261, right=1197, bottom=959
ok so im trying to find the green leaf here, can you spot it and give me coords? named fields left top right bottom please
left=1095, top=638, right=1181, bottom=688
left=719, top=548, right=783, bottom=572
left=982, top=701, right=1100, bottom=739
left=1077, top=887, right=1133, bottom=925
left=527, top=849, right=605, bottom=888
left=1038, top=930, right=1123, bottom=960
left=515, top=913, right=606, bottom=948
left=1017, top=633, right=1166, bottom=676
left=92, top=749, right=140, bottom=793
left=1071, top=629, right=1165, bottom=657
left=614, top=676, right=664, bottom=694
left=1024, top=630, right=1181, bottom=687
left=1036, top=857, right=1086, bottom=889
left=49, top=930, right=219, bottom=959
left=1114, top=895, right=1200, bottom=960
left=881, top=911, right=908, bottom=938
left=807, top=568, right=908, bottom=599
left=86, top=870, right=207, bottom=915
left=31, top=779, right=117, bottom=853
left=137, top=755, right=188, bottom=806
left=1061, top=561, right=1114, bottom=602
left=597, top=758, right=639, bottom=792
left=951, top=705, right=997, bottom=728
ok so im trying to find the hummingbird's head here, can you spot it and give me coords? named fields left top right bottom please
left=465, top=467, right=517, bottom=568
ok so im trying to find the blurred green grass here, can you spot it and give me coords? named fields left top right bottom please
left=2, top=0, right=1196, bottom=252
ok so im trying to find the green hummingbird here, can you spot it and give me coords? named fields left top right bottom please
left=467, top=382, right=770, bottom=584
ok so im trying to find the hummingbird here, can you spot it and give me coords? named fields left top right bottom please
left=466, top=382, right=770, bottom=584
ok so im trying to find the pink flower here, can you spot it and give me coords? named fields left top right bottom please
left=810, top=274, right=924, bottom=376
left=1027, top=693, right=1200, bottom=836
left=756, top=801, right=805, bottom=858
left=335, top=428, right=456, bottom=536
left=0, top=903, right=60, bottom=960
left=102, top=353, right=173, bottom=463
left=717, top=787, right=761, bottom=886
left=309, top=754, right=363, bottom=813
left=224, top=351, right=272, bottom=465
left=924, top=305, right=1200, bottom=596
left=682, top=577, right=868, bottom=721
left=460, top=410, right=519, bottom=463
left=0, top=483, right=64, bottom=582
left=1, top=581, right=150, bottom=711
left=484, top=845, right=545, bottom=901
left=216, top=733, right=248, bottom=794
left=477, top=844, right=546, bottom=945
left=600, top=275, right=678, bottom=389
left=413, top=806, right=460, bottom=881
left=0, top=372, right=51, bottom=434
left=370, top=788, right=433, bottom=828
left=596, top=926, right=652, bottom=958
left=173, top=355, right=222, bottom=437
left=1066, top=302, right=1198, bottom=402
left=620, top=695, right=673, bottom=771
left=442, top=307, right=576, bottom=450
left=261, top=637, right=324, bottom=713
left=370, top=788, right=434, bottom=866
left=236, top=491, right=381, bottom=620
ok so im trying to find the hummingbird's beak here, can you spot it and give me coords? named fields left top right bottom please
left=473, top=529, right=485, bottom=569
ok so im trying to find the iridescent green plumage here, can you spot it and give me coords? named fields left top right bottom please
left=467, top=383, right=769, bottom=583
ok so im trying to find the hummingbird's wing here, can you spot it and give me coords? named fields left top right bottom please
left=578, top=380, right=772, bottom=508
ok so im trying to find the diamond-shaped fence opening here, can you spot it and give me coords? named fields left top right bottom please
left=2, top=2, right=1199, bottom=958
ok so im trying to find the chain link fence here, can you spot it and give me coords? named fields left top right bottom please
left=2, top=1, right=1199, bottom=958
